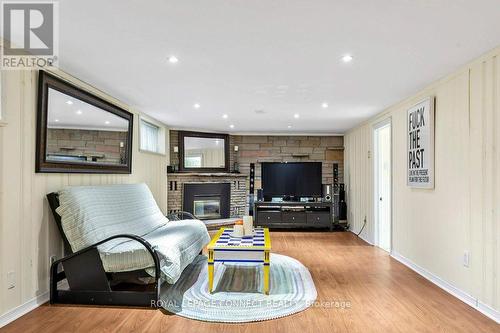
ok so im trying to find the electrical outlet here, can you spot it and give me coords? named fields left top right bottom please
left=7, top=271, right=15, bottom=289
left=463, top=251, right=470, bottom=267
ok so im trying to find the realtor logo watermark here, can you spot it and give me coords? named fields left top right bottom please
left=1, top=1, right=58, bottom=69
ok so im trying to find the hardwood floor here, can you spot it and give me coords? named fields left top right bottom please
left=3, top=232, right=499, bottom=333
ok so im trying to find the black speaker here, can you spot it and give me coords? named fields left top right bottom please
left=333, top=163, right=339, bottom=194
left=339, top=201, right=347, bottom=220
left=339, top=183, right=345, bottom=202
left=257, top=189, right=264, bottom=202
left=322, top=184, right=332, bottom=202
left=249, top=163, right=255, bottom=193
left=333, top=163, right=339, bottom=177
left=339, top=183, right=347, bottom=220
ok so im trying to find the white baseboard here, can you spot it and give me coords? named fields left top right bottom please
left=349, top=230, right=374, bottom=245
left=391, top=251, right=500, bottom=324
left=0, top=292, right=49, bottom=328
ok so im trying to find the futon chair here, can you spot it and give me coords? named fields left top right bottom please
left=47, top=183, right=210, bottom=307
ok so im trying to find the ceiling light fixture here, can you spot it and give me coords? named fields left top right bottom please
left=229, top=124, right=235, bottom=129
left=76, top=110, right=82, bottom=115
left=105, top=121, right=110, bottom=124
left=294, top=114, right=300, bottom=119
left=66, top=100, right=73, bottom=105
left=342, top=54, right=353, bottom=63
left=321, top=102, right=329, bottom=108
left=193, top=103, right=201, bottom=109
left=222, top=114, right=228, bottom=119
left=54, top=119, right=59, bottom=122
left=168, top=55, right=179, bottom=63
left=287, top=125, right=292, bottom=129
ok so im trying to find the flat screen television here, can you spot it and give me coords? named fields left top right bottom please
left=261, top=162, right=322, bottom=199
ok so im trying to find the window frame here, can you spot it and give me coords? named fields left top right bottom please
left=139, top=117, right=166, bottom=155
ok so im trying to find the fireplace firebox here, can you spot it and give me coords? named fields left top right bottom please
left=193, top=196, right=221, bottom=219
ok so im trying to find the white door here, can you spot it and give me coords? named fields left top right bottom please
left=374, top=122, right=391, bottom=252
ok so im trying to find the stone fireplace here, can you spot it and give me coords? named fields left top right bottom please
left=167, top=173, right=247, bottom=219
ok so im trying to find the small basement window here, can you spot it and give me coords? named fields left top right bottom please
left=140, top=118, right=165, bottom=154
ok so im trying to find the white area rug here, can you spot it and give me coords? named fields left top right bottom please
left=159, top=254, right=317, bottom=323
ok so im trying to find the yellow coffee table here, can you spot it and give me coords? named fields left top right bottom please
left=207, top=227, right=271, bottom=294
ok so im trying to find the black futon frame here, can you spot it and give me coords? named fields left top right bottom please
left=47, top=192, right=166, bottom=308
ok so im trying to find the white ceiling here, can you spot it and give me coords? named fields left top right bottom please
left=57, top=0, right=500, bottom=134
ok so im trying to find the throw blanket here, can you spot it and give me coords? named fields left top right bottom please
left=56, top=183, right=210, bottom=284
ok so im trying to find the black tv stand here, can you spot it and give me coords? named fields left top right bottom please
left=253, top=201, right=333, bottom=230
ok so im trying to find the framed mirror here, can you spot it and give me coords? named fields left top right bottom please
left=36, top=71, right=133, bottom=173
left=179, top=131, right=229, bottom=172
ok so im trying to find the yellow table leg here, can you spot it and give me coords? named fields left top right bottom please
left=208, top=250, right=214, bottom=293
left=263, top=250, right=270, bottom=295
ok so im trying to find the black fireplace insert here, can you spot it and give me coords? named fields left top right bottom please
left=183, top=183, right=231, bottom=220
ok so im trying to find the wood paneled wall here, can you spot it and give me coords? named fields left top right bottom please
left=0, top=69, right=169, bottom=317
left=344, top=47, right=500, bottom=315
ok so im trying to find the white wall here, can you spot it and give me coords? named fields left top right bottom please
left=344, top=46, right=500, bottom=316
left=0, top=69, right=169, bottom=318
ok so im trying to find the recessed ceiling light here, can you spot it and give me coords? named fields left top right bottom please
left=168, top=55, right=179, bottom=63
left=293, top=114, right=300, bottom=119
left=342, top=54, right=353, bottom=63
left=287, top=125, right=292, bottom=129
left=222, top=114, right=228, bottom=119
left=54, top=119, right=59, bottom=122
left=76, top=110, right=82, bottom=115
left=66, top=100, right=73, bottom=105
left=105, top=121, right=110, bottom=125
left=193, top=103, right=201, bottom=109
left=321, top=102, right=329, bottom=108
left=229, top=124, right=235, bottom=129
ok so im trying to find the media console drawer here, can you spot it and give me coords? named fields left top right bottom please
left=282, top=211, right=306, bottom=223
left=306, top=212, right=331, bottom=225
left=257, top=211, right=282, bottom=224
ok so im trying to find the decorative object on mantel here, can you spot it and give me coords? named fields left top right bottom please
left=233, top=145, right=240, bottom=172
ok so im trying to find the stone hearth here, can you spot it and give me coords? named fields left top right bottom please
left=167, top=172, right=248, bottom=219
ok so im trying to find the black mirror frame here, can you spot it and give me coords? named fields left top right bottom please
left=35, top=71, right=134, bottom=174
left=178, top=130, right=230, bottom=173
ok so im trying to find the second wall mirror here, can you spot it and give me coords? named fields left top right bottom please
left=178, top=131, right=229, bottom=172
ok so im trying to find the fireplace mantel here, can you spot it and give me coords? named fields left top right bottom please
left=168, top=172, right=247, bottom=178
